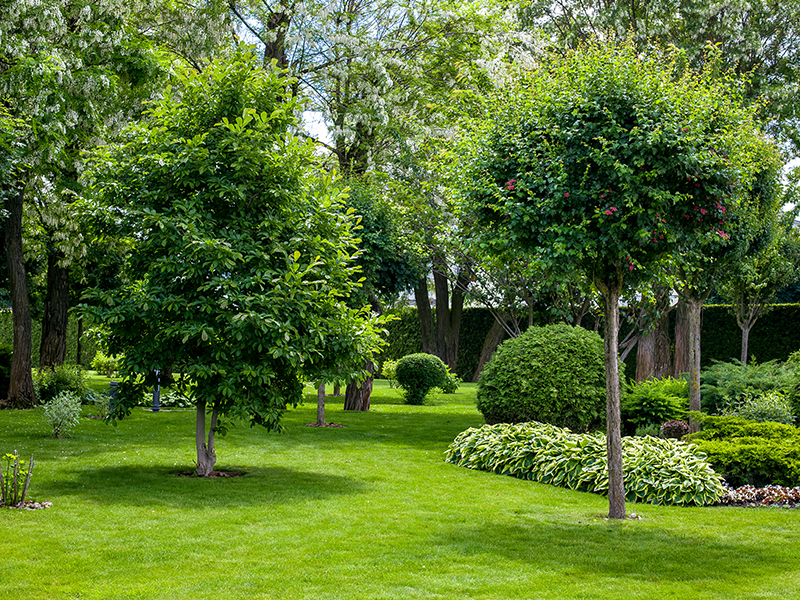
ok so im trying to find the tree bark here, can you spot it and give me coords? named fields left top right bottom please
left=195, top=399, right=217, bottom=476
left=673, top=299, right=689, bottom=377
left=653, top=312, right=672, bottom=379
left=432, top=261, right=468, bottom=371
left=472, top=319, right=505, bottom=382
left=686, top=294, right=703, bottom=430
left=414, top=276, right=436, bottom=355
left=601, top=282, right=626, bottom=519
left=317, top=382, right=326, bottom=426
left=332, top=383, right=341, bottom=396
left=39, top=252, right=70, bottom=368
left=740, top=325, right=751, bottom=365
left=76, top=316, right=83, bottom=367
left=635, top=328, right=656, bottom=382
left=3, top=185, right=35, bottom=408
left=344, top=360, right=374, bottom=411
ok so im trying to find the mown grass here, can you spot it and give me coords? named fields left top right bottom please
left=1, top=379, right=799, bottom=599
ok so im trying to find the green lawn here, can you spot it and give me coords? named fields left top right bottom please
left=1, top=380, right=799, bottom=599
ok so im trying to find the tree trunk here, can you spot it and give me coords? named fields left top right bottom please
left=317, top=382, right=326, bottom=426
left=432, top=262, right=468, bottom=371
left=472, top=319, right=505, bottom=382
left=76, top=316, right=83, bottom=367
left=600, top=280, right=625, bottom=519
left=39, top=253, right=70, bottom=368
left=673, top=299, right=689, bottom=377
left=740, top=325, right=752, bottom=365
left=332, top=383, right=341, bottom=396
left=653, top=312, right=672, bottom=379
left=344, top=360, right=374, bottom=411
left=195, top=399, right=217, bottom=476
left=3, top=185, right=35, bottom=408
left=687, top=295, right=703, bottom=430
left=635, top=329, right=656, bottom=382
left=414, top=276, right=436, bottom=355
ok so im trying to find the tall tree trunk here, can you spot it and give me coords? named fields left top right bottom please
left=414, top=276, right=436, bottom=355
left=3, top=185, right=35, bottom=408
left=635, top=328, right=656, bottom=382
left=653, top=312, right=672, bottom=379
left=686, top=295, right=703, bottom=430
left=598, top=278, right=625, bottom=520
left=673, top=299, right=689, bottom=376
left=332, top=383, right=341, bottom=396
left=195, top=399, right=217, bottom=476
left=39, top=252, right=70, bottom=368
left=344, top=360, right=374, bottom=411
left=317, top=382, right=326, bottom=426
left=432, top=262, right=468, bottom=371
left=472, top=319, right=505, bottom=382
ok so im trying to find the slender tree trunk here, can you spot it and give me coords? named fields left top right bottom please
left=740, top=325, right=751, bottom=365
left=673, top=299, right=689, bottom=376
left=317, top=382, right=326, bottom=426
left=76, top=316, right=83, bottom=367
left=344, top=361, right=374, bottom=411
left=39, top=253, right=70, bottom=368
left=472, top=319, right=505, bottom=382
left=653, top=312, right=672, bottom=379
left=414, top=276, right=436, bottom=355
left=432, top=263, right=468, bottom=370
left=601, top=281, right=625, bottom=519
left=3, top=185, right=35, bottom=408
left=195, top=399, right=217, bottom=476
left=333, top=383, right=341, bottom=396
left=687, top=295, right=703, bottom=430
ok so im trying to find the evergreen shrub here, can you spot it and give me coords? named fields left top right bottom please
left=476, top=324, right=606, bottom=431
left=395, top=353, right=448, bottom=405
left=445, top=422, right=724, bottom=506
left=688, top=415, right=800, bottom=487
left=700, top=359, right=791, bottom=415
left=722, top=390, right=795, bottom=425
left=622, top=376, right=688, bottom=434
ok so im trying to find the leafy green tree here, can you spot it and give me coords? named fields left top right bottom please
left=459, top=40, right=774, bottom=518
left=82, top=54, right=386, bottom=476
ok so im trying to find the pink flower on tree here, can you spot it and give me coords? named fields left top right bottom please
left=506, top=179, right=517, bottom=191
left=564, top=192, right=570, bottom=198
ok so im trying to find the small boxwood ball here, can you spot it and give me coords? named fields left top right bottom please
left=395, top=353, right=448, bottom=405
left=477, top=323, right=606, bottom=431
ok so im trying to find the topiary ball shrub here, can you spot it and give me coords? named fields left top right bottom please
left=477, top=323, right=606, bottom=431
left=395, top=353, right=448, bottom=405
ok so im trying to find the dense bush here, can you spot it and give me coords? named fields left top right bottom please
left=0, top=342, right=11, bottom=397
left=380, top=359, right=398, bottom=388
left=786, top=349, right=800, bottom=419
left=687, top=415, right=800, bottom=487
left=445, top=422, right=724, bottom=506
left=700, top=359, right=792, bottom=415
left=440, top=367, right=461, bottom=394
left=622, top=376, right=688, bottom=434
left=43, top=391, right=82, bottom=437
left=33, top=365, right=89, bottom=404
left=91, top=351, right=122, bottom=377
left=721, top=390, right=796, bottom=425
left=476, top=324, right=606, bottom=432
left=395, top=353, right=448, bottom=405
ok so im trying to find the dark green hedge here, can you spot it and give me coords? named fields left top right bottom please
left=381, top=304, right=800, bottom=382
left=0, top=311, right=99, bottom=368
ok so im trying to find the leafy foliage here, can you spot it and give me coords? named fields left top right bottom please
left=720, top=390, right=796, bottom=425
left=445, top=422, right=724, bottom=506
left=43, top=391, right=82, bottom=437
left=622, top=376, right=688, bottom=434
left=440, top=367, right=461, bottom=394
left=81, top=54, right=387, bottom=470
left=700, top=359, right=793, bottom=415
left=0, top=451, right=34, bottom=507
left=90, top=351, right=121, bottom=378
left=32, top=365, right=89, bottom=404
left=476, top=324, right=606, bottom=431
left=688, top=415, right=800, bottom=487
left=0, top=343, right=11, bottom=397
left=395, top=353, right=448, bottom=405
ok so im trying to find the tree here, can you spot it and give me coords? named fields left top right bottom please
left=82, top=54, right=386, bottom=475
left=458, top=40, right=773, bottom=518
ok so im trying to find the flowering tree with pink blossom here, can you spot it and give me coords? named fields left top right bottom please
left=459, top=40, right=777, bottom=519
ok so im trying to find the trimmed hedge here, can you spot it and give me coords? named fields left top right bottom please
left=445, top=422, right=724, bottom=506
left=688, top=415, right=800, bottom=487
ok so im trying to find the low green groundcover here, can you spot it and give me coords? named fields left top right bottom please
left=445, top=422, right=724, bottom=506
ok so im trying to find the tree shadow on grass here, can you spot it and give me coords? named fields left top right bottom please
left=437, top=518, right=796, bottom=592
left=41, top=465, right=367, bottom=509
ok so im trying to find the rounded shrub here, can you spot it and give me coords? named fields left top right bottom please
left=395, top=353, right=448, bottom=405
left=476, top=323, right=606, bottom=431
left=43, top=391, right=82, bottom=437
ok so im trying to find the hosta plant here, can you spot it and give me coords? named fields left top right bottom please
left=445, top=422, right=724, bottom=506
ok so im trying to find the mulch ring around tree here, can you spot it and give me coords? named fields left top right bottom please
left=1, top=500, right=52, bottom=510
left=175, top=470, right=245, bottom=478
left=305, top=423, right=346, bottom=428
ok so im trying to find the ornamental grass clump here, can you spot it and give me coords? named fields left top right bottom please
left=445, top=422, right=724, bottom=506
